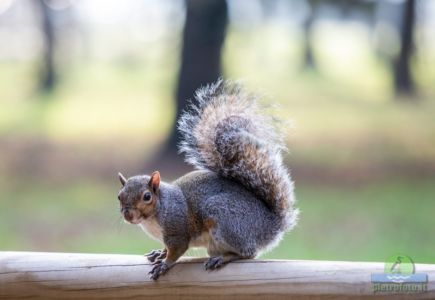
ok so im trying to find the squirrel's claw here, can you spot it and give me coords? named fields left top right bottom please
left=151, top=253, right=167, bottom=265
left=145, top=249, right=167, bottom=263
left=155, top=250, right=167, bottom=261
left=204, top=256, right=225, bottom=270
left=148, top=261, right=170, bottom=280
left=144, top=249, right=158, bottom=257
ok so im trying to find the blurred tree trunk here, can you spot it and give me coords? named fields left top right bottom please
left=301, top=0, right=321, bottom=70
left=165, top=0, right=228, bottom=155
left=37, top=0, right=56, bottom=92
left=303, top=3, right=316, bottom=70
left=394, top=0, right=416, bottom=96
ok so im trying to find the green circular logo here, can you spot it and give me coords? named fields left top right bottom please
left=384, top=254, right=414, bottom=275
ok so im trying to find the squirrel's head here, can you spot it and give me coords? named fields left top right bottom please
left=117, top=171, right=160, bottom=224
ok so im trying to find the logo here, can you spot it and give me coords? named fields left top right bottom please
left=372, top=254, right=428, bottom=294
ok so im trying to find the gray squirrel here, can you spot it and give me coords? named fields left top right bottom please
left=117, top=79, right=299, bottom=280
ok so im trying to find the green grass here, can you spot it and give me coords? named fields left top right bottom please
left=0, top=178, right=433, bottom=263
left=1, top=60, right=434, bottom=171
left=265, top=179, right=435, bottom=263
left=0, top=61, right=176, bottom=142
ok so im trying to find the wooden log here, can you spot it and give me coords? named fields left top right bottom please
left=0, top=251, right=434, bottom=299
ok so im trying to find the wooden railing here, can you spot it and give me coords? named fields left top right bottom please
left=0, top=252, right=434, bottom=299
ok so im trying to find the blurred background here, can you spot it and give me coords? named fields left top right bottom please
left=0, top=0, right=434, bottom=263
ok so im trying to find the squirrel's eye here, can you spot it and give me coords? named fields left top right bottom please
left=143, top=192, right=151, bottom=201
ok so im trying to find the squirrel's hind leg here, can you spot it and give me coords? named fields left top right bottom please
left=204, top=254, right=242, bottom=270
left=204, top=227, right=256, bottom=270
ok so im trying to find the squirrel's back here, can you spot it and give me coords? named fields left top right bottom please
left=178, top=79, right=299, bottom=231
left=174, top=169, right=284, bottom=252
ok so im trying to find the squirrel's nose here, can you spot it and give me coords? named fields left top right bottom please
left=123, top=209, right=132, bottom=221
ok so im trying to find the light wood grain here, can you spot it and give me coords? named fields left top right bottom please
left=0, top=251, right=434, bottom=299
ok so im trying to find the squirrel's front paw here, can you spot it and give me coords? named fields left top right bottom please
left=148, top=260, right=170, bottom=280
left=145, top=249, right=167, bottom=263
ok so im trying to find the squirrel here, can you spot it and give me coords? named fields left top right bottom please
left=117, top=79, right=299, bottom=280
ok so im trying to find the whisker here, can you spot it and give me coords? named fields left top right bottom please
left=114, top=215, right=125, bottom=234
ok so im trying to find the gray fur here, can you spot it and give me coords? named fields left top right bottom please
left=119, top=80, right=299, bottom=279
left=173, top=170, right=284, bottom=257
left=178, top=79, right=299, bottom=231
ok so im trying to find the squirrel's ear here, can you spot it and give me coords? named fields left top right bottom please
left=118, top=172, right=127, bottom=186
left=148, top=171, right=160, bottom=193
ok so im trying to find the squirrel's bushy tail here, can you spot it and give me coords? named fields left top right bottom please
left=178, top=79, right=298, bottom=231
